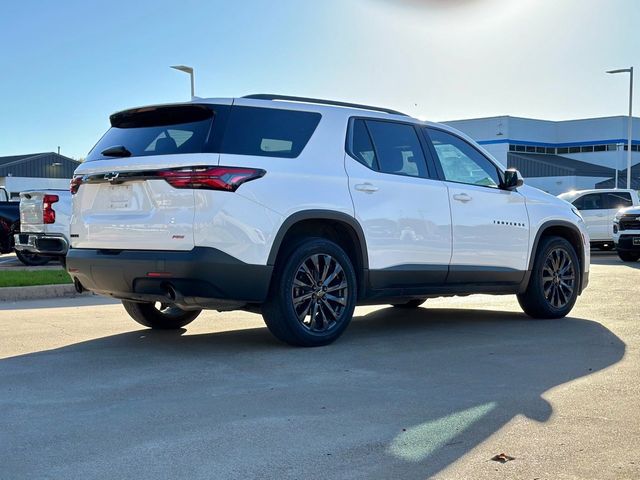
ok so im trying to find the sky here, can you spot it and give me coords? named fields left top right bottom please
left=0, top=0, right=638, bottom=159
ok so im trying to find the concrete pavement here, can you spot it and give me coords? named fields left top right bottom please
left=0, top=253, right=638, bottom=479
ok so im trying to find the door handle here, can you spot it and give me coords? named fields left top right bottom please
left=354, top=183, right=379, bottom=193
left=453, top=193, right=472, bottom=203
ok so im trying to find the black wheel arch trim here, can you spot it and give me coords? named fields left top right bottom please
left=520, top=219, right=587, bottom=294
left=267, top=210, right=369, bottom=268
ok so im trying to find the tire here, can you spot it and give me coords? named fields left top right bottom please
left=517, top=236, right=581, bottom=319
left=392, top=299, right=427, bottom=309
left=122, top=300, right=201, bottom=329
left=262, top=237, right=357, bottom=347
left=15, top=250, right=52, bottom=266
left=618, top=251, right=640, bottom=262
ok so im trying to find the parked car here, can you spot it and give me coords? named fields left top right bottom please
left=67, top=95, right=590, bottom=346
left=14, top=190, right=72, bottom=267
left=558, top=189, right=639, bottom=249
left=613, top=206, right=640, bottom=262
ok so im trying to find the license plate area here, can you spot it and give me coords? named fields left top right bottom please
left=108, top=185, right=132, bottom=210
left=633, top=237, right=640, bottom=246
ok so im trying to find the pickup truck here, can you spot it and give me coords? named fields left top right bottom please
left=558, top=189, right=640, bottom=249
left=14, top=190, right=71, bottom=266
left=613, top=206, right=640, bottom=262
left=0, top=186, right=21, bottom=254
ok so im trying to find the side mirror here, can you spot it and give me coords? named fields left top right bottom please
left=502, top=168, right=524, bottom=190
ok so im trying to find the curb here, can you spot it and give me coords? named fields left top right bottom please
left=0, top=284, right=89, bottom=302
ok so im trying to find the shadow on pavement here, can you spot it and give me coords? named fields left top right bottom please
left=0, top=307, right=625, bottom=479
left=590, top=251, right=640, bottom=268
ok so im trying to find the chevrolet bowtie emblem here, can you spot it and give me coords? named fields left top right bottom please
left=104, top=172, right=120, bottom=182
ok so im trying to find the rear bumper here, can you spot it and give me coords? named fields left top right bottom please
left=66, top=247, right=272, bottom=309
left=615, top=234, right=640, bottom=252
left=14, top=233, right=68, bottom=255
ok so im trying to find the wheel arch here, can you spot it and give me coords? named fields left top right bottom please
left=522, top=220, right=586, bottom=294
left=267, top=210, right=369, bottom=297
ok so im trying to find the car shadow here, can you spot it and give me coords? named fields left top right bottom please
left=590, top=251, right=640, bottom=269
left=0, top=307, right=625, bottom=479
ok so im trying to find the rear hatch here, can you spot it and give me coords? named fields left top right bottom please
left=71, top=102, right=230, bottom=251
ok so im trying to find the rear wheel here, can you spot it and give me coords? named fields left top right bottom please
left=262, top=237, right=357, bottom=347
left=122, top=300, right=201, bottom=329
left=392, top=299, right=427, bottom=309
left=618, top=251, right=640, bottom=262
left=517, top=236, right=580, bottom=319
left=15, top=250, right=52, bottom=266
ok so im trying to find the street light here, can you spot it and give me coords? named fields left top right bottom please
left=170, top=65, right=195, bottom=98
left=606, top=67, right=634, bottom=189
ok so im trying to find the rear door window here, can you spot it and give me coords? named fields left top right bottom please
left=604, top=192, right=633, bottom=209
left=221, top=106, right=321, bottom=158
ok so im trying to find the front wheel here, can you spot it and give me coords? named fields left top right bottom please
left=517, top=236, right=580, bottom=319
left=618, top=251, right=640, bottom=262
left=262, top=238, right=357, bottom=347
left=122, top=301, right=201, bottom=329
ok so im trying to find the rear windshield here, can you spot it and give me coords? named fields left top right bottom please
left=86, top=104, right=321, bottom=162
left=86, top=105, right=214, bottom=161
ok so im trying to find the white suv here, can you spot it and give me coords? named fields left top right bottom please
left=67, top=95, right=590, bottom=346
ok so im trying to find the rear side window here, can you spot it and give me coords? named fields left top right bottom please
left=221, top=106, right=321, bottom=158
left=604, top=192, right=633, bottom=209
left=86, top=105, right=215, bottom=161
left=572, top=193, right=604, bottom=210
left=364, top=120, right=428, bottom=177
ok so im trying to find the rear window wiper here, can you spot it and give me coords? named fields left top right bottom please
left=101, top=145, right=132, bottom=157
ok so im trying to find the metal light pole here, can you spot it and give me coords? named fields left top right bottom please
left=607, top=67, right=634, bottom=189
left=615, top=142, right=625, bottom=188
left=170, top=65, right=195, bottom=98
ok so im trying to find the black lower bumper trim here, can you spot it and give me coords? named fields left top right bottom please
left=66, top=247, right=272, bottom=306
left=616, top=235, right=640, bottom=252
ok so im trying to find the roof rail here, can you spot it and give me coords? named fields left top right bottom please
left=242, top=94, right=409, bottom=117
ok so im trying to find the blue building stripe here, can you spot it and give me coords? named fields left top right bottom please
left=477, top=138, right=639, bottom=147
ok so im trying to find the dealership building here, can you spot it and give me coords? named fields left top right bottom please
left=444, top=115, right=640, bottom=195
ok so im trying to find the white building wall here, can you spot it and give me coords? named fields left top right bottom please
left=506, top=117, right=557, bottom=143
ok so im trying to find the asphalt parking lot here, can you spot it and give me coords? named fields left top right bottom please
left=1, top=252, right=638, bottom=480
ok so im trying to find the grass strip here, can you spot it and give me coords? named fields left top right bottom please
left=0, top=270, right=73, bottom=288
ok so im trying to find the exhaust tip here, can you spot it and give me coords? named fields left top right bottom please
left=163, top=282, right=179, bottom=302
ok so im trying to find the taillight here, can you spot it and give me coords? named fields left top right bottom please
left=43, top=194, right=59, bottom=224
left=70, top=175, right=83, bottom=194
left=157, top=166, right=266, bottom=191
